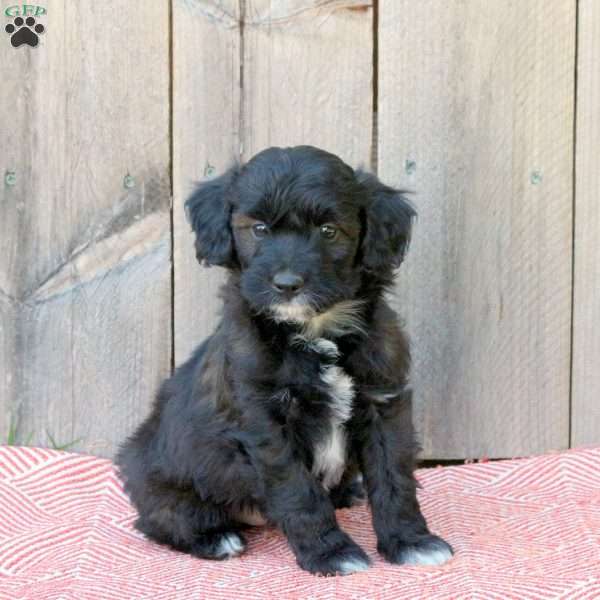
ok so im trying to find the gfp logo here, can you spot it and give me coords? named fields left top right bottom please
left=4, top=5, right=46, bottom=47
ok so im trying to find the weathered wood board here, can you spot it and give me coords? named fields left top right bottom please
left=378, top=0, right=575, bottom=458
left=572, top=0, right=600, bottom=446
left=0, top=1, right=171, bottom=456
left=172, top=0, right=241, bottom=364
left=242, top=0, right=373, bottom=163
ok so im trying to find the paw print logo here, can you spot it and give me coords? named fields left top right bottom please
left=5, top=16, right=45, bottom=48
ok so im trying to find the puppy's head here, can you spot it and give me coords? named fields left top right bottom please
left=186, top=146, right=415, bottom=327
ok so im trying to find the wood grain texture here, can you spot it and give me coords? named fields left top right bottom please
left=572, top=0, right=600, bottom=446
left=378, top=0, right=575, bottom=458
left=172, top=0, right=241, bottom=364
left=242, top=0, right=373, bottom=162
left=0, top=1, right=171, bottom=456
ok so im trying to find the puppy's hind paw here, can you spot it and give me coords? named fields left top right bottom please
left=190, top=531, right=247, bottom=560
left=380, top=534, right=453, bottom=567
left=298, top=537, right=371, bottom=576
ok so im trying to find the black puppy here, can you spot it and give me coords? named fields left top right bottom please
left=116, top=146, right=453, bottom=575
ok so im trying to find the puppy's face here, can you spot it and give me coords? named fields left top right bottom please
left=231, top=157, right=363, bottom=322
left=186, top=146, right=415, bottom=324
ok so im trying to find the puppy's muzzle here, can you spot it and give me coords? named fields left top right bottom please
left=272, top=270, right=305, bottom=297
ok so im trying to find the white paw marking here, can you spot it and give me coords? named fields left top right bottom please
left=402, top=545, right=453, bottom=566
left=216, top=533, right=245, bottom=558
left=336, top=557, right=370, bottom=575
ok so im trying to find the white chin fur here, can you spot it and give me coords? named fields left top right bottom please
left=270, top=299, right=365, bottom=338
left=271, top=299, right=313, bottom=323
left=401, top=545, right=453, bottom=566
left=216, top=533, right=245, bottom=558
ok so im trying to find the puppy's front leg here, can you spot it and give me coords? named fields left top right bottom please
left=358, top=389, right=453, bottom=566
left=251, top=425, right=370, bottom=576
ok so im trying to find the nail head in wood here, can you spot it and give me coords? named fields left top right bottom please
left=4, top=170, right=16, bottom=186
left=530, top=170, right=543, bottom=185
left=123, top=173, right=136, bottom=189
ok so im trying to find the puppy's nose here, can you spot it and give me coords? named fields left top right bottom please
left=272, top=270, right=304, bottom=294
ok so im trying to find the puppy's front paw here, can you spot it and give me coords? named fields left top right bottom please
left=379, top=534, right=453, bottom=567
left=298, top=534, right=371, bottom=576
left=190, top=531, right=247, bottom=560
left=291, top=335, right=339, bottom=362
left=311, top=337, right=340, bottom=360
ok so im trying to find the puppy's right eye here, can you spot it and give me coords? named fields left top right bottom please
left=252, top=223, right=269, bottom=239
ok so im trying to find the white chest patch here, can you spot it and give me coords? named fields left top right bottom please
left=308, top=339, right=355, bottom=490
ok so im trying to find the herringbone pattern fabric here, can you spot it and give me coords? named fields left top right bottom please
left=0, top=446, right=598, bottom=599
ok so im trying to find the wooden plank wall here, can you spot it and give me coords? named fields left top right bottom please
left=1, top=0, right=596, bottom=459
left=173, top=0, right=241, bottom=363
left=241, top=0, right=373, bottom=162
left=0, top=1, right=171, bottom=456
left=378, top=0, right=576, bottom=458
left=572, top=0, right=600, bottom=446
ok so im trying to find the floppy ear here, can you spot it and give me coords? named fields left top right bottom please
left=184, top=166, right=238, bottom=268
left=356, top=171, right=416, bottom=272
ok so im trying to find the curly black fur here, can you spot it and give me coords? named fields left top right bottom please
left=116, top=146, right=453, bottom=575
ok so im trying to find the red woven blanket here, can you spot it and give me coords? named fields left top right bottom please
left=0, top=445, right=598, bottom=599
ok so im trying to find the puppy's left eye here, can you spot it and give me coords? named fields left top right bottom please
left=320, top=224, right=338, bottom=240
left=252, top=223, right=269, bottom=239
